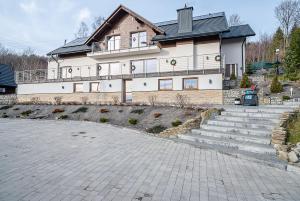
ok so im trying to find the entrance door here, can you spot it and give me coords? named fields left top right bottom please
left=123, top=80, right=133, bottom=103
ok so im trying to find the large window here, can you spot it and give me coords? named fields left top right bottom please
left=183, top=78, right=198, bottom=90
left=107, top=35, right=120, bottom=51
left=131, top=60, right=144, bottom=74
left=90, top=82, right=100, bottom=92
left=145, top=59, right=157, bottom=73
left=131, top=32, right=147, bottom=48
left=159, top=79, right=173, bottom=90
left=74, top=83, right=83, bottom=92
left=97, top=63, right=120, bottom=76
left=131, top=59, right=157, bottom=74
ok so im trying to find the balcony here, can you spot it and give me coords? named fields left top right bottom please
left=15, top=53, right=225, bottom=84
left=87, top=34, right=160, bottom=59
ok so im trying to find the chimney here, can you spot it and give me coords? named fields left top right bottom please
left=177, top=4, right=193, bottom=33
left=64, top=39, right=67, bottom=45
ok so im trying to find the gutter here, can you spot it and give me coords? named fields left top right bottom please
left=50, top=54, right=60, bottom=78
left=219, top=33, right=223, bottom=73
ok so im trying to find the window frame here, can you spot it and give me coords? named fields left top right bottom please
left=130, top=58, right=157, bottom=74
left=73, top=83, right=84, bottom=93
left=183, top=77, right=198, bottom=90
left=158, top=78, right=173, bottom=91
left=130, top=31, right=147, bottom=48
left=90, top=82, right=100, bottom=93
left=107, top=35, right=120, bottom=51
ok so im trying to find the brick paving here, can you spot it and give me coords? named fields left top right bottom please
left=0, top=119, right=300, bottom=201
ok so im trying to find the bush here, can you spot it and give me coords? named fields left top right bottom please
left=54, top=96, right=62, bottom=105
left=130, top=109, right=144, bottom=114
left=72, top=107, right=88, bottom=113
left=146, top=125, right=167, bottom=134
left=128, top=118, right=138, bottom=125
left=1, top=114, right=9, bottom=118
left=176, top=93, right=189, bottom=108
left=100, top=108, right=109, bottom=113
left=31, top=97, right=40, bottom=104
left=21, top=110, right=32, bottom=116
left=0, top=105, right=12, bottom=110
left=282, top=95, right=291, bottom=101
left=100, top=117, right=109, bottom=123
left=270, top=76, right=283, bottom=93
left=153, top=113, right=162, bottom=118
left=52, top=108, right=64, bottom=114
left=172, top=119, right=182, bottom=127
left=58, top=115, right=68, bottom=120
left=230, top=73, right=237, bottom=80
left=13, top=107, right=20, bottom=111
left=112, top=96, right=120, bottom=105
left=148, top=95, right=157, bottom=106
left=118, top=110, right=123, bottom=113
left=240, top=74, right=251, bottom=88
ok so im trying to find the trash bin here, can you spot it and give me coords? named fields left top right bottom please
left=241, top=90, right=259, bottom=106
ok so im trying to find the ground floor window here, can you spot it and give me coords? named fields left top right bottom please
left=183, top=78, right=198, bottom=90
left=74, top=83, right=83, bottom=92
left=90, top=82, right=100, bottom=92
left=159, top=79, right=173, bottom=90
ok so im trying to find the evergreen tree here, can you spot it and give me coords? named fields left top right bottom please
left=270, top=27, right=284, bottom=60
left=285, top=27, right=300, bottom=80
left=270, top=76, right=283, bottom=93
left=240, top=74, right=251, bottom=88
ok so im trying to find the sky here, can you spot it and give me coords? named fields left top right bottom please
left=0, top=0, right=282, bottom=56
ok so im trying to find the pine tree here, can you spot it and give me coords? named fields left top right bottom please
left=285, top=27, right=300, bottom=80
left=240, top=74, right=251, bottom=88
left=270, top=76, right=283, bottom=93
left=270, top=27, right=284, bottom=60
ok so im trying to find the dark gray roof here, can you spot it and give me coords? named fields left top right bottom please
left=0, top=64, right=16, bottom=87
left=47, top=37, right=91, bottom=56
left=222, top=24, right=256, bottom=39
left=153, top=12, right=229, bottom=41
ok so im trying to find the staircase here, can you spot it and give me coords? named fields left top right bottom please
left=177, top=103, right=300, bottom=168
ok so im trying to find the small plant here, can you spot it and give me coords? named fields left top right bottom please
left=128, top=118, right=138, bottom=125
left=172, top=119, right=182, bottom=127
left=240, top=74, right=251, bottom=88
left=100, top=117, right=109, bottom=123
left=58, top=115, right=68, bottom=120
left=282, top=95, right=291, bottom=101
left=230, top=73, right=237, bottom=80
left=72, top=107, right=88, bottom=113
left=0, top=105, right=12, bottom=110
left=148, top=95, right=157, bottom=106
left=270, top=76, right=283, bottom=93
left=118, top=110, right=123, bottom=113
left=54, top=96, right=62, bottom=105
left=112, top=96, right=119, bottom=105
left=52, top=108, right=65, bottom=114
left=1, top=114, right=9, bottom=118
left=176, top=93, right=189, bottom=108
left=153, top=113, right=162, bottom=118
left=130, top=109, right=144, bottom=114
left=100, top=108, right=109, bottom=113
left=31, top=97, right=40, bottom=104
left=13, top=107, right=20, bottom=111
left=146, top=125, right=167, bottom=134
left=21, top=110, right=32, bottom=116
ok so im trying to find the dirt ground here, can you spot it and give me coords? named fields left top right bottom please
left=0, top=104, right=203, bottom=133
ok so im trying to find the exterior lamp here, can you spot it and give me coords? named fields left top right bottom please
left=275, top=49, right=280, bottom=75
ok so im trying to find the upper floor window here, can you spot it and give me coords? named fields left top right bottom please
left=97, top=63, right=120, bottom=76
left=107, top=35, right=120, bottom=51
left=131, top=59, right=157, bottom=74
left=131, top=32, right=147, bottom=48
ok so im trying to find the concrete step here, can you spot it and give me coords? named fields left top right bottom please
left=201, top=124, right=272, bottom=137
left=221, top=111, right=281, bottom=118
left=178, top=134, right=276, bottom=155
left=207, top=120, right=275, bottom=130
left=224, top=106, right=294, bottom=114
left=215, top=115, right=280, bottom=124
left=191, top=129, right=271, bottom=145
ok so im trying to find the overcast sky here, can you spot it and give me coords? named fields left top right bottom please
left=0, top=0, right=282, bottom=56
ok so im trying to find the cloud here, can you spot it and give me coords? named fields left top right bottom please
left=19, top=0, right=39, bottom=14
left=77, top=7, right=91, bottom=22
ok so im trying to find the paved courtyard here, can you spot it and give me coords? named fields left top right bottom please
left=0, top=119, right=300, bottom=201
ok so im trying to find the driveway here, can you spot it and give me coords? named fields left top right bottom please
left=0, top=119, right=300, bottom=201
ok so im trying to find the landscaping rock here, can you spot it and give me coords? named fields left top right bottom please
left=278, top=151, right=288, bottom=161
left=288, top=151, right=299, bottom=163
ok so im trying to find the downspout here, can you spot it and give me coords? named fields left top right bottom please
left=51, top=54, right=60, bottom=79
left=219, top=33, right=223, bottom=74
left=241, top=38, right=246, bottom=75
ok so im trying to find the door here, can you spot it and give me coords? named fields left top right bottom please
left=124, top=80, right=133, bottom=103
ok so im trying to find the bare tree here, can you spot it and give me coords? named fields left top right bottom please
left=75, top=22, right=89, bottom=39
left=228, top=14, right=242, bottom=26
left=275, top=0, right=300, bottom=51
left=91, top=16, right=105, bottom=31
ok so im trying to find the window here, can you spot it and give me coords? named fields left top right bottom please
left=145, top=59, right=157, bottom=73
left=131, top=32, right=147, bottom=48
left=159, top=79, right=173, bottom=90
left=90, top=82, right=100, bottom=92
left=109, top=63, right=121, bottom=75
left=131, top=60, right=144, bottom=74
left=97, top=63, right=120, bottom=76
left=107, top=35, right=120, bottom=51
left=183, top=78, right=198, bottom=90
left=131, top=59, right=157, bottom=74
left=74, top=83, right=83, bottom=92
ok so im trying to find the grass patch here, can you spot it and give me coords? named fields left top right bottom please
left=99, top=108, right=109, bottom=113
left=100, top=117, right=109, bottom=123
left=130, top=109, right=144, bottom=114
left=58, top=115, right=68, bottom=120
left=172, top=119, right=182, bottom=127
left=20, top=110, right=32, bottom=116
left=128, top=118, right=138, bottom=125
left=72, top=107, right=88, bottom=113
left=52, top=108, right=64, bottom=114
left=287, top=113, right=300, bottom=144
left=146, top=125, right=167, bottom=134
left=0, top=105, right=12, bottom=110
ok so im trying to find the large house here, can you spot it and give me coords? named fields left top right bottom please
left=16, top=5, right=255, bottom=105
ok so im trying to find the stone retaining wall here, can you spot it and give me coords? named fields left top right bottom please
left=0, top=94, right=17, bottom=105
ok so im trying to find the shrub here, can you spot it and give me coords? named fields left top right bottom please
left=1, top=114, right=9, bottom=118
left=54, top=96, right=62, bottom=105
left=230, top=73, right=237, bottom=80
left=128, top=118, right=138, bottom=125
left=13, top=107, right=20, bottom=111
left=153, top=113, right=162, bottom=118
left=118, top=110, right=123, bottom=113
left=146, top=125, right=167, bottom=134
left=52, top=108, right=65, bottom=114
left=148, top=95, right=157, bottom=106
left=112, top=96, right=119, bottom=105
left=282, top=95, right=291, bottom=101
left=240, top=74, right=251, bottom=88
left=0, top=105, right=12, bottom=110
left=130, top=109, right=144, bottom=114
left=58, top=115, right=68, bottom=120
left=31, top=97, right=40, bottom=104
left=172, top=119, right=182, bottom=127
left=100, top=117, right=109, bottom=123
left=72, top=107, right=88, bottom=113
left=100, top=108, right=109, bottom=113
left=21, top=110, right=32, bottom=116
left=270, top=76, right=283, bottom=93
left=176, top=93, right=189, bottom=108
